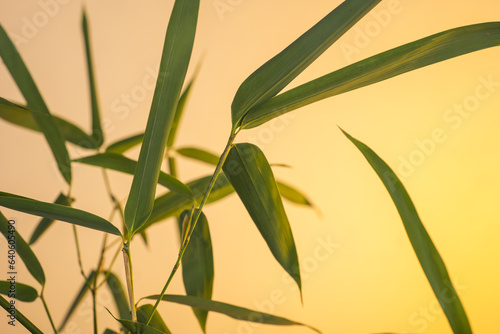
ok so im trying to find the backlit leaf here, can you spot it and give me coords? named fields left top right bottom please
left=176, top=147, right=219, bottom=166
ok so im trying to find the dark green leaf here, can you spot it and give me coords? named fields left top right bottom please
left=106, top=133, right=144, bottom=154
left=342, top=129, right=471, bottom=334
left=106, top=272, right=130, bottom=321
left=107, top=308, right=168, bottom=334
left=59, top=271, right=96, bottom=332
left=0, top=281, right=38, bottom=302
left=0, top=295, right=43, bottom=334
left=176, top=147, right=219, bottom=166
left=242, top=22, right=500, bottom=129
left=29, top=193, right=72, bottom=245
left=103, top=329, right=119, bottom=334
left=137, top=304, right=172, bottom=334
left=231, top=0, right=382, bottom=130
left=222, top=143, right=301, bottom=294
left=124, top=0, right=199, bottom=235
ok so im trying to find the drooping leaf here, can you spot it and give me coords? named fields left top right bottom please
left=106, top=272, right=130, bottom=321
left=74, top=153, right=194, bottom=200
left=106, top=133, right=145, bottom=154
left=0, top=25, right=71, bottom=184
left=107, top=308, right=168, bottom=334
left=0, top=281, right=38, bottom=302
left=242, top=22, right=500, bottom=129
left=342, top=129, right=471, bottom=334
left=136, top=304, right=172, bottom=334
left=0, top=193, right=121, bottom=236
left=124, top=0, right=199, bottom=235
left=29, top=193, right=72, bottom=245
left=0, top=295, right=43, bottom=334
left=145, top=295, right=320, bottom=333
left=0, top=211, right=45, bottom=285
left=176, top=147, right=220, bottom=166
left=178, top=210, right=213, bottom=332
left=231, top=0, right=382, bottom=130
left=276, top=181, right=314, bottom=208
left=222, top=143, right=301, bottom=294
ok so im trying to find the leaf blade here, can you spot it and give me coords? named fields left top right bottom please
left=136, top=304, right=172, bottom=334
left=176, top=147, right=220, bottom=166
left=106, top=272, right=131, bottom=321
left=0, top=295, right=43, bottom=334
left=29, top=192, right=72, bottom=245
left=0, top=281, right=38, bottom=302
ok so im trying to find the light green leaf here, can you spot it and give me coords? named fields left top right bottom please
left=0, top=192, right=121, bottom=237
left=59, top=271, right=96, bottom=332
left=136, top=304, right=172, bottom=334
left=222, top=143, right=301, bottom=294
left=74, top=153, right=194, bottom=200
left=29, top=193, right=72, bottom=245
left=124, top=0, right=199, bottom=235
left=106, top=133, right=145, bottom=154
left=231, top=0, right=382, bottom=130
left=0, top=281, right=38, bottom=302
left=107, top=308, right=168, bottom=334
left=178, top=210, right=213, bottom=332
left=0, top=295, right=43, bottom=334
left=176, top=147, right=219, bottom=166
left=277, top=181, right=314, bottom=208
left=342, top=129, right=471, bottom=334
left=242, top=22, right=500, bottom=129
left=0, top=25, right=72, bottom=184
left=166, top=75, right=197, bottom=148
left=144, top=294, right=320, bottom=333
left=106, top=272, right=130, bottom=321
left=0, top=211, right=45, bottom=285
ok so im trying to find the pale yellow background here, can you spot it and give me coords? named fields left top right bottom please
left=1, top=0, right=500, bottom=333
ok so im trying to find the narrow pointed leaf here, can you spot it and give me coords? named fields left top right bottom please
left=106, top=133, right=144, bottom=154
left=222, top=143, right=301, bottom=293
left=145, top=294, right=321, bottom=333
left=29, top=192, right=72, bottom=245
left=137, top=304, right=172, bottom=334
left=166, top=76, right=197, bottom=148
left=342, top=129, right=471, bottom=334
left=0, top=295, right=43, bottom=334
left=277, top=181, right=314, bottom=208
left=74, top=153, right=194, bottom=199
left=0, top=25, right=71, bottom=184
left=106, top=272, right=130, bottom=321
left=0, top=193, right=121, bottom=236
left=0, top=281, right=38, bottom=302
left=177, top=147, right=219, bottom=166
left=242, top=22, right=500, bottom=129
left=231, top=0, right=382, bottom=129
left=107, top=308, right=168, bottom=334
left=178, top=210, right=213, bottom=332
left=0, top=211, right=45, bottom=285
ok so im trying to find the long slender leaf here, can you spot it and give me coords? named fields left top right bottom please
left=166, top=76, right=196, bottom=148
left=0, top=25, right=71, bottom=184
left=342, top=129, right=471, bottom=334
left=145, top=294, right=320, bottom=333
left=107, top=308, right=168, bottom=334
left=74, top=153, right=194, bottom=200
left=0, top=295, right=43, bottom=334
left=176, top=147, right=220, bottom=166
left=277, top=181, right=314, bottom=208
left=137, top=304, right=172, bottom=334
left=106, top=272, right=130, bottom=321
left=103, top=329, right=119, bottom=334
left=29, top=193, right=72, bottom=245
left=106, top=133, right=145, bottom=154
left=124, top=0, right=199, bottom=235
left=242, top=22, right=500, bottom=129
left=0, top=281, right=38, bottom=302
left=0, top=193, right=121, bottom=236
left=0, top=211, right=45, bottom=285
left=222, top=143, right=301, bottom=294
left=231, top=0, right=382, bottom=130
left=178, top=210, right=213, bottom=332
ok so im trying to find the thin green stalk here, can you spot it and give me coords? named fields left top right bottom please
left=122, top=242, right=136, bottom=322
left=90, top=233, right=109, bottom=333
left=167, top=156, right=178, bottom=178
left=40, top=290, right=57, bottom=333
left=72, top=225, right=88, bottom=281
left=91, top=289, right=98, bottom=334
left=97, top=243, right=123, bottom=289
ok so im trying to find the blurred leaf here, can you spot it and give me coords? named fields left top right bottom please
left=103, top=330, right=119, bottom=334
left=59, top=271, right=96, bottom=332
left=0, top=25, right=71, bottom=184
left=176, top=147, right=219, bottom=166
left=342, top=129, right=471, bottom=334
left=222, top=143, right=301, bottom=294
left=166, top=75, right=197, bottom=148
left=231, top=0, right=381, bottom=130
left=74, top=153, right=194, bottom=200
left=242, top=22, right=500, bottom=129
left=106, top=272, right=130, bottom=321
left=0, top=281, right=38, bottom=302
left=124, top=0, right=199, bottom=235
left=0, top=211, right=45, bottom=285
left=276, top=181, right=314, bottom=208
left=178, top=210, right=213, bottom=332
left=106, top=133, right=145, bottom=154
left=0, top=295, right=43, bottom=333
left=145, top=294, right=320, bottom=333
left=0, top=192, right=121, bottom=236
left=107, top=308, right=168, bottom=334
left=29, top=193, right=72, bottom=245
left=137, top=304, right=172, bottom=334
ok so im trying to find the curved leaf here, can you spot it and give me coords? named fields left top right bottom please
left=0, top=295, right=43, bottom=334
left=29, top=192, right=72, bottom=245
left=0, top=281, right=38, bottom=302
left=137, top=304, right=172, bottom=334
left=176, top=147, right=219, bottom=166
left=59, top=271, right=96, bottom=332
left=342, top=129, right=471, bottom=334
left=277, top=181, right=314, bottom=208
left=222, top=143, right=301, bottom=294
left=106, top=272, right=130, bottom=321
left=106, top=133, right=145, bottom=154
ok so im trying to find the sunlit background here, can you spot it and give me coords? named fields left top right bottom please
left=1, top=0, right=500, bottom=333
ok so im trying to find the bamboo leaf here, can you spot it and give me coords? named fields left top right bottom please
left=176, top=147, right=219, bottom=166
left=277, top=181, right=314, bottom=208
left=0, top=211, right=45, bottom=285
left=342, top=129, right=471, bottom=334
left=29, top=193, right=72, bottom=245
left=106, top=133, right=145, bottom=154
left=0, top=281, right=38, bottom=302
left=74, top=153, right=194, bottom=200
left=106, top=272, right=130, bottom=321
left=0, top=25, right=72, bottom=184
left=103, top=330, right=119, bottom=334
left=178, top=210, right=213, bottom=332
left=231, top=0, right=382, bottom=130
left=136, top=304, right=172, bottom=334
left=107, top=308, right=168, bottom=334
left=0, top=295, right=43, bottom=334
left=124, top=0, right=199, bottom=235
left=166, top=75, right=197, bottom=148
left=59, top=271, right=96, bottom=332
left=222, top=143, right=301, bottom=294
left=0, top=192, right=121, bottom=236
left=144, top=294, right=320, bottom=333
left=242, top=22, right=500, bottom=129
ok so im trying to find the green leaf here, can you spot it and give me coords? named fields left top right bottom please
left=0, top=295, right=43, bottom=334
left=106, top=133, right=145, bottom=154
left=0, top=192, right=121, bottom=237
left=103, top=329, right=119, bottom=334
left=0, top=97, right=100, bottom=149
left=74, top=153, right=194, bottom=200
left=145, top=294, right=320, bottom=333
left=59, top=271, right=96, bottom=332
left=136, top=304, right=172, bottom=334
left=124, top=0, right=199, bottom=235
left=176, top=147, right=219, bottom=166
left=0, top=211, right=45, bottom=285
left=0, top=281, right=38, bottom=302
left=82, top=9, right=104, bottom=147
left=166, top=75, right=197, bottom=148
left=29, top=193, right=72, bottom=245
left=276, top=181, right=314, bottom=208
left=242, top=22, right=500, bottom=129
left=178, top=210, right=213, bottom=332
left=0, top=25, right=72, bottom=184
left=222, top=143, right=301, bottom=294
left=107, top=308, right=168, bottom=334
left=342, top=129, right=471, bottom=334
left=106, top=272, right=130, bottom=321
left=231, top=0, right=382, bottom=130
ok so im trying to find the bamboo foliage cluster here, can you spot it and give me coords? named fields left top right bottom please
left=1, top=0, right=499, bottom=333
